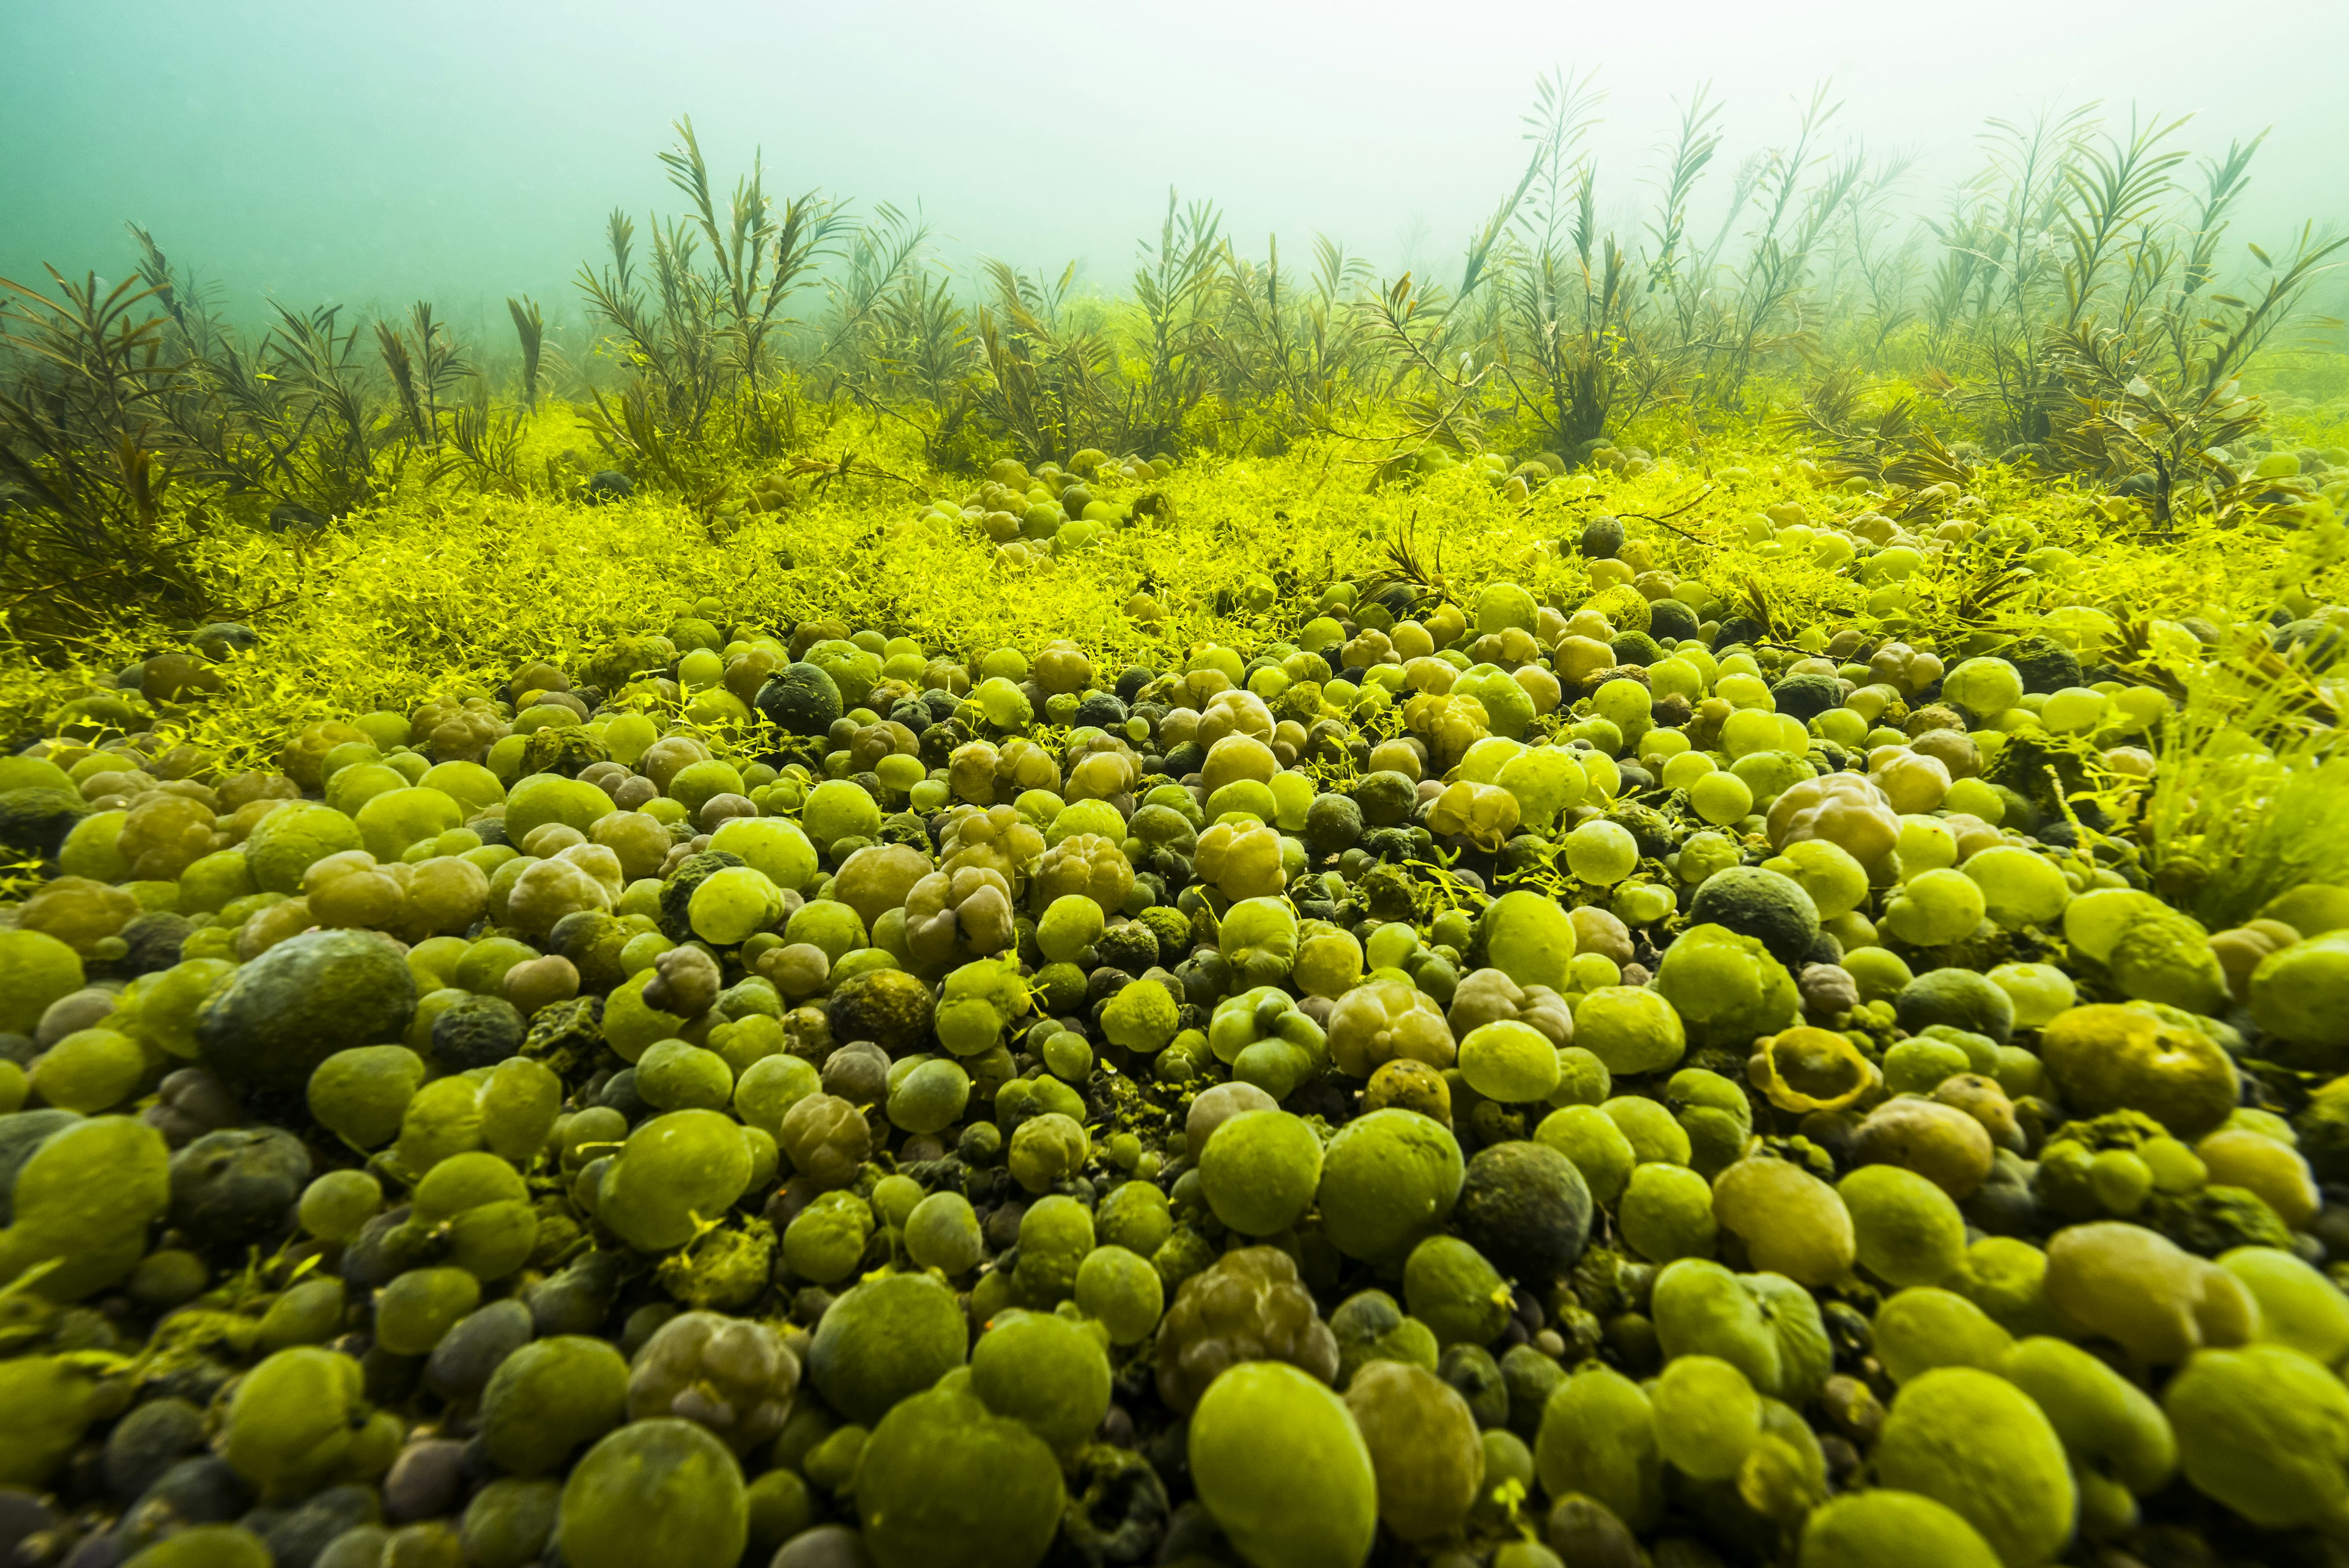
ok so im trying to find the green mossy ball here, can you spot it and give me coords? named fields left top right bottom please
left=0, top=1115, right=173, bottom=1300
left=969, top=1309, right=1112, bottom=1449
left=1190, top=1361, right=1379, bottom=1568
left=808, top=1272, right=969, bottom=1424
left=503, top=773, right=615, bottom=845
left=2038, top=1004, right=2240, bottom=1139
left=1479, top=890, right=1578, bottom=994
left=2164, top=1342, right=2349, bottom=1533
left=1316, top=1107, right=1465, bottom=1263
left=221, top=1346, right=369, bottom=1501
left=856, top=1384, right=1066, bottom=1568
left=1874, top=1367, right=2076, bottom=1568
left=1798, top=1489, right=2003, bottom=1568
left=462, top=1477, right=562, bottom=1568
left=1650, top=1259, right=1833, bottom=1403
left=478, top=1336, right=629, bottom=1477
left=195, top=928, right=419, bottom=1094
left=1838, top=1164, right=1967, bottom=1288
left=1534, top=1364, right=1664, bottom=1533
left=121, top=1525, right=274, bottom=1568
left=1688, top=866, right=1821, bottom=968
left=2002, top=1334, right=2175, bottom=1494
left=0, top=928, right=83, bottom=1036
left=1404, top=1235, right=1512, bottom=1348
left=1458, top=1019, right=1564, bottom=1102
left=1653, top=923, right=1799, bottom=1049
left=556, top=1418, right=746, bottom=1568
left=1345, top=1359, right=1486, bottom=1542
left=1199, top=1109, right=1324, bottom=1236
left=1619, top=1163, right=1718, bottom=1263
left=0, top=1355, right=100, bottom=1488
left=1452, top=1139, right=1592, bottom=1282
left=1894, top=966, right=2016, bottom=1046
left=242, top=801, right=363, bottom=893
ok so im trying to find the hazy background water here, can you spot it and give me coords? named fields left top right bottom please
left=4, top=0, right=2343, bottom=330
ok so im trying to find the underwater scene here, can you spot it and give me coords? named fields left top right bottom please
left=4, top=2, right=2349, bottom=1565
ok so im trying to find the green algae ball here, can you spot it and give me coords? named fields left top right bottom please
left=1620, top=1162, right=1719, bottom=1262
left=1075, top=1244, right=1165, bottom=1345
left=1479, top=889, right=1578, bottom=993
left=857, top=1384, right=1065, bottom=1568
left=1874, top=1367, right=2076, bottom=1568
left=2221, top=1246, right=2349, bottom=1366
left=2043, top=1221, right=2258, bottom=1366
left=223, top=1347, right=372, bottom=1501
left=1573, top=985, right=1686, bottom=1075
left=503, top=773, right=614, bottom=846
left=1950, top=1236, right=2059, bottom=1337
left=1603, top=1095, right=1689, bottom=1165
left=688, top=864, right=783, bottom=945
left=809, top=1272, right=968, bottom=1424
left=1316, top=1108, right=1464, bottom=1263
left=1710, top=1156, right=1855, bottom=1286
left=1458, top=1019, right=1563, bottom=1102
left=708, top=816, right=818, bottom=891
left=32, top=1027, right=143, bottom=1112
left=376, top=1265, right=482, bottom=1355
left=1190, top=1360, right=1378, bottom=1568
left=783, top=1190, right=874, bottom=1284
left=1839, top=1164, right=1966, bottom=1287
left=1477, top=582, right=1538, bottom=635
left=479, top=1336, right=629, bottom=1476
left=1651, top=1353, right=1761, bottom=1481
left=636, top=1038, right=733, bottom=1112
left=2038, top=1004, right=2239, bottom=1139
left=0, top=1356, right=99, bottom=1487
left=1872, top=1289, right=2013, bottom=1385
left=904, top=1191, right=984, bottom=1275
left=1895, top=966, right=2014, bottom=1046
left=1650, top=1259, right=1833, bottom=1403
left=1534, top=1364, right=1663, bottom=1533
left=755, top=661, right=844, bottom=737
left=0, top=928, right=83, bottom=1036
left=1200, top=1109, right=1324, bottom=1236
left=1798, top=1489, right=2003, bottom=1568
left=970, top=1309, right=1111, bottom=1449
left=1330, top=1289, right=1439, bottom=1388
left=354, top=786, right=462, bottom=862
left=557, top=1418, right=744, bottom=1568
left=121, top=1526, right=273, bottom=1568
left=1453, top=1139, right=1592, bottom=1282
left=2003, top=1335, right=2175, bottom=1495
left=1654, top=923, right=1799, bottom=1049
left=0, top=1114, right=171, bottom=1300
left=196, top=928, right=418, bottom=1094
left=2165, top=1342, right=2349, bottom=1533
left=1404, top=1234, right=1512, bottom=1348
left=1535, top=1104, right=1636, bottom=1205
left=595, top=1109, right=753, bottom=1251
left=1345, top=1359, right=1485, bottom=1542
left=462, top=1477, right=561, bottom=1568
left=2251, top=930, right=2349, bottom=1057
left=803, top=778, right=883, bottom=854
left=307, top=1044, right=426, bottom=1149
left=244, top=801, right=364, bottom=893
left=1012, top=1194, right=1095, bottom=1306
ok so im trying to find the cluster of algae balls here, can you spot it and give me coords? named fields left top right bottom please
left=8, top=459, right=2349, bottom=1568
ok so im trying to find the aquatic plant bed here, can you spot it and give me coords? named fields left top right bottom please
left=5, top=433, right=2349, bottom=1568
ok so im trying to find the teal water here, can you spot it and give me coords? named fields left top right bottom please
left=4, top=0, right=2342, bottom=330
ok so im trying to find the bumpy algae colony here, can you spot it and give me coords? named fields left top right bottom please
left=6, top=96, right=2349, bottom=1568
